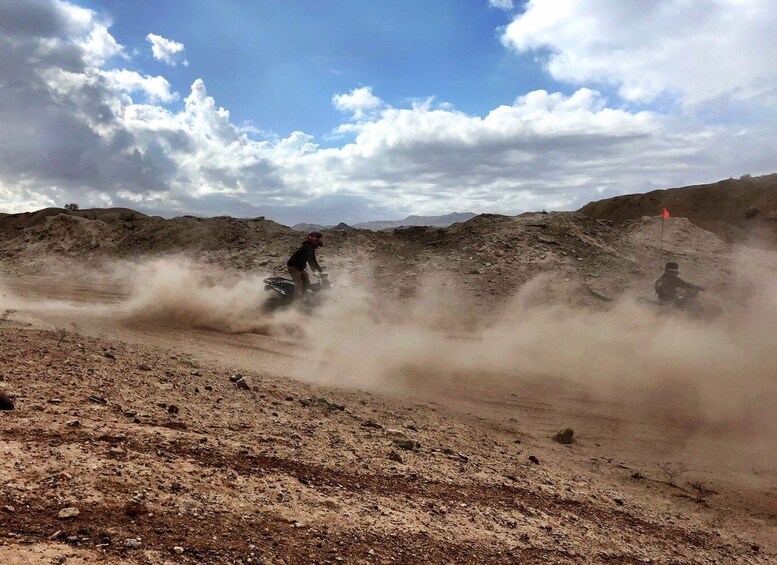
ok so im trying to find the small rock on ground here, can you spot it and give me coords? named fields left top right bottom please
left=0, top=391, right=14, bottom=411
left=554, top=427, right=574, bottom=444
left=58, top=507, right=80, bottom=519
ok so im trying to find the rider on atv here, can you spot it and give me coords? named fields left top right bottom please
left=287, top=231, right=325, bottom=300
left=655, top=261, right=704, bottom=307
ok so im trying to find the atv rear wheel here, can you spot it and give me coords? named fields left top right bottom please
left=262, top=295, right=288, bottom=314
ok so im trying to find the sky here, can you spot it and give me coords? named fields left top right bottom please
left=1, top=0, right=776, bottom=225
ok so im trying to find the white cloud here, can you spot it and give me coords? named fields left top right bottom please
left=333, top=87, right=385, bottom=120
left=146, top=32, right=188, bottom=66
left=78, top=24, right=124, bottom=65
left=489, top=0, right=514, bottom=11
left=102, top=69, right=177, bottom=103
left=501, top=0, right=777, bottom=108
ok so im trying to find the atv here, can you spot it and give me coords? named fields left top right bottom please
left=644, top=286, right=723, bottom=321
left=262, top=272, right=332, bottom=313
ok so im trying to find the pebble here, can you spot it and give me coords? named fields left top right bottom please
left=385, top=429, right=407, bottom=440
left=124, top=538, right=142, bottom=549
left=393, top=439, right=416, bottom=450
left=173, top=546, right=185, bottom=554
left=554, top=427, right=574, bottom=444
left=58, top=507, right=80, bottom=519
left=0, top=391, right=13, bottom=411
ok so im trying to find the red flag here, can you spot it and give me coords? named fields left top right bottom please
left=661, top=208, right=670, bottom=219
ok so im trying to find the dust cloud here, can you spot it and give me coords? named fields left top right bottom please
left=303, top=266, right=777, bottom=438
left=116, top=256, right=299, bottom=335
left=3, top=253, right=775, bottom=440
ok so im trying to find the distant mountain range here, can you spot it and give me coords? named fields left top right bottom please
left=291, top=212, right=477, bottom=232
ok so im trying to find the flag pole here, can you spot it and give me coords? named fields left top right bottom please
left=659, top=208, right=669, bottom=272
left=660, top=215, right=665, bottom=271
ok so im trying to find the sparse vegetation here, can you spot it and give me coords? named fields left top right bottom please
left=64, top=203, right=80, bottom=211
left=687, top=480, right=716, bottom=503
left=659, top=462, right=688, bottom=487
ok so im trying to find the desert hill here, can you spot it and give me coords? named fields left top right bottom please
left=579, top=173, right=777, bottom=244
left=353, top=212, right=477, bottom=231
left=291, top=212, right=476, bottom=232
left=0, top=205, right=736, bottom=311
left=0, top=207, right=149, bottom=230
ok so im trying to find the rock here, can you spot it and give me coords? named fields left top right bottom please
left=299, top=397, right=345, bottom=411
left=173, top=546, right=185, bottom=555
left=393, top=439, right=417, bottom=450
left=631, top=472, right=644, bottom=480
left=554, top=428, right=574, bottom=444
left=385, top=428, right=407, bottom=440
left=124, top=538, right=142, bottom=549
left=236, top=378, right=250, bottom=390
left=0, top=391, right=14, bottom=411
left=441, top=448, right=469, bottom=463
left=88, top=395, right=107, bottom=404
left=138, top=363, right=151, bottom=371
left=104, top=351, right=115, bottom=360
left=361, top=420, right=384, bottom=429
left=48, top=398, right=62, bottom=404
left=388, top=450, right=403, bottom=463
left=58, top=507, right=80, bottom=519
left=3, top=505, right=15, bottom=513
left=229, top=374, right=244, bottom=383
left=167, top=404, right=179, bottom=415
left=49, top=530, right=63, bottom=540
left=529, top=455, right=540, bottom=465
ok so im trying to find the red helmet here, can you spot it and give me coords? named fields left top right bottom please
left=307, top=231, right=323, bottom=248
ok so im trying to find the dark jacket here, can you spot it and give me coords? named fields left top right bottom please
left=655, top=272, right=698, bottom=301
left=287, top=241, right=322, bottom=272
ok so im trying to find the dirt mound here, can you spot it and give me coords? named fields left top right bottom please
left=0, top=207, right=149, bottom=230
left=579, top=173, right=777, bottom=245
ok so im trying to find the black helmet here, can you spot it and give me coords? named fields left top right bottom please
left=665, top=261, right=679, bottom=273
